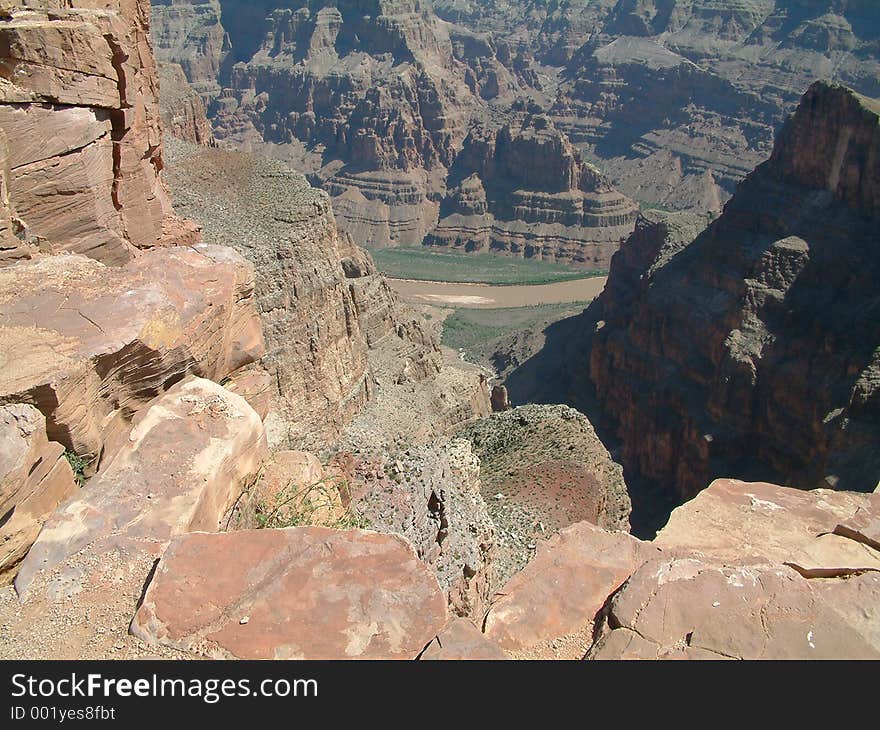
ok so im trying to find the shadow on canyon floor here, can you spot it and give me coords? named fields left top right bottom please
left=503, top=302, right=678, bottom=540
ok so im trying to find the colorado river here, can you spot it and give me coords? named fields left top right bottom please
left=388, top=276, right=608, bottom=309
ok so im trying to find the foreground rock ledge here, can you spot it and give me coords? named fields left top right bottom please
left=130, top=527, right=448, bottom=660
left=0, top=244, right=264, bottom=458
left=483, top=521, right=659, bottom=658
left=15, top=376, right=266, bottom=597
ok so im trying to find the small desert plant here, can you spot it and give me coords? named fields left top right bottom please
left=64, top=450, right=89, bottom=488
left=233, top=472, right=370, bottom=531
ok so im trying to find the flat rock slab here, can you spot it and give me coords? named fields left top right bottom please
left=0, top=244, right=263, bottom=457
left=15, top=377, right=266, bottom=596
left=421, top=618, right=508, bottom=660
left=484, top=521, right=659, bottom=658
left=131, top=527, right=448, bottom=660
left=591, top=558, right=880, bottom=660
left=655, top=479, right=870, bottom=564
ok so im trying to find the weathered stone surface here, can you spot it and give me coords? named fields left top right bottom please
left=339, top=439, right=495, bottom=621
left=591, top=558, right=880, bottom=660
left=784, top=534, right=880, bottom=578
left=421, top=618, right=508, bottom=660
left=0, top=1, right=197, bottom=263
left=834, top=494, right=880, bottom=551
left=654, top=479, right=872, bottom=565
left=589, top=82, right=880, bottom=500
left=484, top=521, right=658, bottom=658
left=15, top=376, right=267, bottom=596
left=0, top=404, right=76, bottom=583
left=130, top=527, right=448, bottom=659
left=0, top=244, right=263, bottom=458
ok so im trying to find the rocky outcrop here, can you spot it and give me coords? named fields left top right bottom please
left=335, top=439, right=495, bottom=620
left=472, top=478, right=879, bottom=660
left=0, top=404, right=76, bottom=583
left=589, top=82, right=880, bottom=501
left=588, top=478, right=880, bottom=659
left=131, top=527, right=448, bottom=659
left=426, top=115, right=638, bottom=269
left=0, top=244, right=264, bottom=460
left=164, top=137, right=489, bottom=451
left=458, top=404, right=632, bottom=584
left=0, top=0, right=199, bottom=265
left=158, top=62, right=216, bottom=145
left=15, top=376, right=266, bottom=597
left=653, top=478, right=872, bottom=565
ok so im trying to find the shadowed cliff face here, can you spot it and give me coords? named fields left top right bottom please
left=588, top=81, right=880, bottom=502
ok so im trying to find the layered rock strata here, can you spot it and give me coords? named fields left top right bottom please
left=589, top=82, right=880, bottom=500
left=0, top=244, right=264, bottom=460
left=426, top=115, right=638, bottom=269
left=0, top=1, right=198, bottom=265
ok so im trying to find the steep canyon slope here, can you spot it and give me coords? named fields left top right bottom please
left=588, top=81, right=880, bottom=501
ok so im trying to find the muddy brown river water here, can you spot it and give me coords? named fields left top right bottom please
left=389, top=276, right=608, bottom=308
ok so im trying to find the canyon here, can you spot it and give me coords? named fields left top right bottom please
left=0, top=0, right=877, bottom=663
left=150, top=0, right=880, bottom=267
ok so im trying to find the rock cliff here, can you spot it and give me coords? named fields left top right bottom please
left=0, top=0, right=200, bottom=265
left=589, top=81, right=880, bottom=500
left=150, top=0, right=639, bottom=262
left=163, top=137, right=489, bottom=450
left=158, top=61, right=216, bottom=145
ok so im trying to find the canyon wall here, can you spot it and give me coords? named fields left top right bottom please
left=163, top=137, right=488, bottom=451
left=152, top=0, right=880, bottom=231
left=149, top=0, right=640, bottom=264
left=435, top=0, right=880, bottom=210
left=589, top=81, right=880, bottom=500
